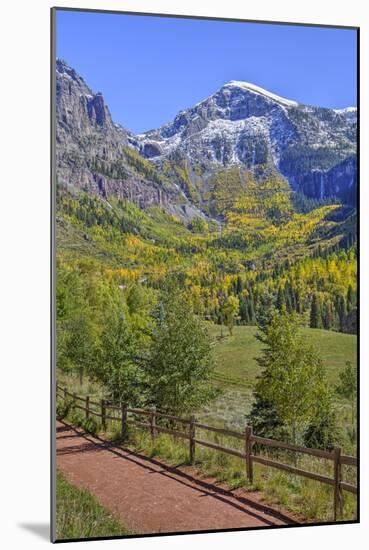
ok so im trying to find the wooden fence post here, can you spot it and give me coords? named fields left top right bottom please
left=245, top=425, right=254, bottom=484
left=150, top=406, right=156, bottom=441
left=101, top=399, right=106, bottom=431
left=333, top=446, right=343, bottom=521
left=86, top=396, right=90, bottom=420
left=121, top=402, right=127, bottom=438
left=189, top=415, right=196, bottom=465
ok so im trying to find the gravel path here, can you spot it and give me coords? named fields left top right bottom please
left=56, top=420, right=298, bottom=535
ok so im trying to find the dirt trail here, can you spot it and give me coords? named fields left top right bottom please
left=56, top=420, right=299, bottom=535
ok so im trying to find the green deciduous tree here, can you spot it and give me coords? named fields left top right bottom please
left=63, top=316, right=95, bottom=386
left=144, top=289, right=217, bottom=416
left=222, top=295, right=240, bottom=336
left=303, top=386, right=340, bottom=450
left=56, top=261, right=96, bottom=384
left=254, top=311, right=329, bottom=444
left=95, top=304, right=144, bottom=406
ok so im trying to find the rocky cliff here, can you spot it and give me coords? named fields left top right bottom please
left=56, top=59, right=177, bottom=210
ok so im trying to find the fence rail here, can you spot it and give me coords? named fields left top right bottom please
left=57, top=384, right=357, bottom=521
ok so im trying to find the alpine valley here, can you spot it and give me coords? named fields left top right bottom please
left=56, top=59, right=357, bottom=335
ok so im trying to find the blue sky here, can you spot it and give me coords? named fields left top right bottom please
left=56, top=10, right=357, bottom=134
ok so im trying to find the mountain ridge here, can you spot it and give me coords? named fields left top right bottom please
left=56, top=59, right=357, bottom=215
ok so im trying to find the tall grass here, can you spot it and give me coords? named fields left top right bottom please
left=57, top=372, right=104, bottom=400
left=127, top=424, right=357, bottom=522
left=56, top=471, right=131, bottom=540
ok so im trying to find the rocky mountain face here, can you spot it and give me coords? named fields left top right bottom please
left=135, top=81, right=357, bottom=204
left=289, top=156, right=357, bottom=205
left=56, top=59, right=180, bottom=211
left=56, top=61, right=357, bottom=218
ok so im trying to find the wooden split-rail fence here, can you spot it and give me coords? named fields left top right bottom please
left=56, top=384, right=357, bottom=521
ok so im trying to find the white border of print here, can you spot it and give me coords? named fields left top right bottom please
left=1, top=1, right=367, bottom=549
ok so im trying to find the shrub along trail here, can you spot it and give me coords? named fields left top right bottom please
left=56, top=420, right=299, bottom=534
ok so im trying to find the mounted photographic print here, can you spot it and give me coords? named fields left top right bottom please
left=51, top=7, right=359, bottom=542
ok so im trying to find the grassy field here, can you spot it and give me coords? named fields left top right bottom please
left=197, top=323, right=357, bottom=429
left=208, top=323, right=357, bottom=386
left=56, top=471, right=131, bottom=540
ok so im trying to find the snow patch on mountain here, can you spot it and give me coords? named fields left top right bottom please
left=224, top=81, right=299, bottom=107
left=334, top=107, right=357, bottom=114
left=334, top=107, right=357, bottom=123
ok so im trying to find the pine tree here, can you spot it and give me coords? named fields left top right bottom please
left=276, top=286, right=285, bottom=312
left=296, top=289, right=303, bottom=314
left=240, top=298, right=249, bottom=324
left=338, top=294, right=347, bottom=331
left=236, top=276, right=243, bottom=295
left=310, top=294, right=322, bottom=329
left=255, top=291, right=276, bottom=329
left=248, top=297, right=255, bottom=324
left=284, top=281, right=293, bottom=313
left=347, top=285, right=355, bottom=310
left=248, top=390, right=288, bottom=442
left=322, top=301, right=333, bottom=330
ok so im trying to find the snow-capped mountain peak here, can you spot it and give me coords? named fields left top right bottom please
left=133, top=78, right=356, bottom=202
left=222, top=80, right=299, bottom=107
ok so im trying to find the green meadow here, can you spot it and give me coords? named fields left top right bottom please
left=196, top=323, right=357, bottom=429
